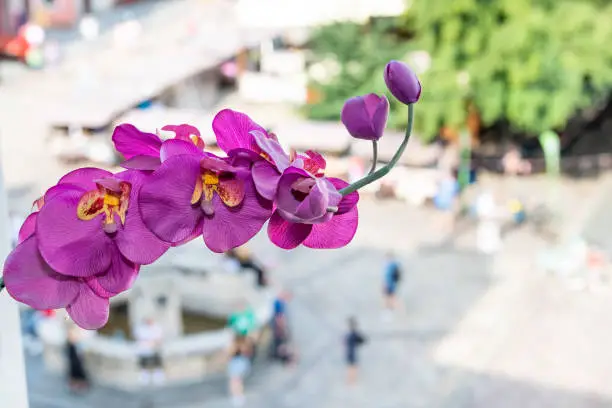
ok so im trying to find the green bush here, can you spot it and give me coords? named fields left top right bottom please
left=306, top=1, right=612, bottom=142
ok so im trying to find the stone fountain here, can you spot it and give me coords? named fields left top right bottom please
left=37, top=240, right=274, bottom=390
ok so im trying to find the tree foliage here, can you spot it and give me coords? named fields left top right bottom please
left=304, top=19, right=411, bottom=129
left=306, top=0, right=612, bottom=141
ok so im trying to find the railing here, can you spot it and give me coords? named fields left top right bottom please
left=474, top=153, right=612, bottom=178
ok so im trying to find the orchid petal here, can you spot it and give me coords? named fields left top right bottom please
left=212, top=109, right=266, bottom=153
left=66, top=286, right=110, bottom=330
left=97, top=252, right=139, bottom=295
left=3, top=236, right=80, bottom=310
left=162, top=124, right=205, bottom=149
left=112, top=124, right=162, bottom=159
left=160, top=139, right=203, bottom=162
left=37, top=189, right=113, bottom=277
left=217, top=177, right=245, bottom=207
left=304, top=206, right=358, bottom=249
left=121, top=155, right=161, bottom=171
left=18, top=212, right=37, bottom=244
left=94, top=177, right=123, bottom=193
left=139, top=154, right=204, bottom=244
left=328, top=177, right=359, bottom=215
left=251, top=161, right=281, bottom=200
left=200, top=155, right=239, bottom=173
left=267, top=212, right=312, bottom=250
left=58, top=167, right=113, bottom=191
left=114, top=170, right=170, bottom=264
left=202, top=175, right=273, bottom=253
left=250, top=130, right=290, bottom=171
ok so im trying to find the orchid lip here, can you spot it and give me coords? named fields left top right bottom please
left=77, top=181, right=131, bottom=233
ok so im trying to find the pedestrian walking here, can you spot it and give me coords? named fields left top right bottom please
left=134, top=317, right=165, bottom=386
left=66, top=325, right=90, bottom=393
left=227, top=334, right=253, bottom=407
left=344, top=317, right=367, bottom=385
left=270, top=291, right=297, bottom=365
left=382, top=252, right=402, bottom=318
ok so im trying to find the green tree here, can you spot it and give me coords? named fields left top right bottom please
left=412, top=0, right=612, bottom=140
left=304, top=19, right=411, bottom=129
left=306, top=1, right=612, bottom=141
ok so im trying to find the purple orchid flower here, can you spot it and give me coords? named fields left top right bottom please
left=212, top=109, right=327, bottom=200
left=138, top=145, right=273, bottom=253
left=112, top=123, right=206, bottom=171
left=268, top=172, right=359, bottom=249
left=36, top=167, right=170, bottom=278
left=3, top=235, right=137, bottom=329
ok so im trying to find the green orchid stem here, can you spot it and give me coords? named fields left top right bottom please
left=368, top=141, right=378, bottom=175
left=340, top=103, right=414, bottom=196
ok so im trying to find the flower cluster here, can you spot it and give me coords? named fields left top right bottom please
left=2, top=60, right=421, bottom=329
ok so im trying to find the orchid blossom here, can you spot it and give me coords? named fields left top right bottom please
left=4, top=235, right=135, bottom=329
left=36, top=167, right=169, bottom=277
left=112, top=123, right=206, bottom=171
left=138, top=142, right=273, bottom=253
left=0, top=59, right=422, bottom=330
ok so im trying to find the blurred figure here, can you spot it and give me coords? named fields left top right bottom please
left=270, top=290, right=296, bottom=365
left=66, top=325, right=90, bottom=393
left=433, top=172, right=458, bottom=232
left=476, top=192, right=502, bottom=254
left=382, top=252, right=402, bottom=318
left=134, top=318, right=164, bottom=386
left=344, top=317, right=367, bottom=385
left=225, top=247, right=269, bottom=288
left=227, top=334, right=253, bottom=407
left=228, top=301, right=257, bottom=337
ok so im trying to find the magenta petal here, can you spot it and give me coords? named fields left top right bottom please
left=66, top=286, right=110, bottom=330
left=160, top=139, right=203, bottom=162
left=121, top=155, right=161, bottom=171
left=139, top=154, right=204, bottom=244
left=58, top=167, right=113, bottom=191
left=328, top=177, right=359, bottom=215
left=18, top=212, right=37, bottom=244
left=202, top=176, right=273, bottom=253
left=94, top=177, right=123, bottom=192
left=250, top=130, right=290, bottom=171
left=112, top=123, right=162, bottom=159
left=115, top=170, right=170, bottom=264
left=212, top=109, right=266, bottom=153
left=304, top=206, right=358, bottom=249
left=200, top=155, right=238, bottom=173
left=45, top=183, right=85, bottom=203
left=162, top=124, right=204, bottom=148
left=97, top=253, right=139, bottom=294
left=267, top=212, right=312, bottom=249
left=276, top=169, right=341, bottom=223
left=37, top=189, right=113, bottom=277
left=162, top=124, right=201, bottom=138
left=251, top=161, right=280, bottom=200
left=3, top=236, right=80, bottom=310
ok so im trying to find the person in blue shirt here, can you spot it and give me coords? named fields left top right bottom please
left=383, top=252, right=402, bottom=312
left=344, top=317, right=366, bottom=384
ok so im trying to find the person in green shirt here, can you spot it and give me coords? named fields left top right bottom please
left=228, top=306, right=256, bottom=337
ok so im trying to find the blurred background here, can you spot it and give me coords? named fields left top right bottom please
left=2, top=0, right=612, bottom=407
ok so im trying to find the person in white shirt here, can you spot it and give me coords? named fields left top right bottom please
left=133, top=318, right=164, bottom=385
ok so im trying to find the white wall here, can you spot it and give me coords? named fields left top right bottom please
left=236, top=0, right=406, bottom=28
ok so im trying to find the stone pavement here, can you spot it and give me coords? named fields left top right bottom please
left=23, top=197, right=612, bottom=408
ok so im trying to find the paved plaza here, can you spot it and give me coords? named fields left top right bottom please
left=2, top=2, right=612, bottom=405
left=20, top=195, right=612, bottom=408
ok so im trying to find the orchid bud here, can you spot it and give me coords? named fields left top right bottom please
left=340, top=93, right=389, bottom=141
left=384, top=60, right=422, bottom=105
